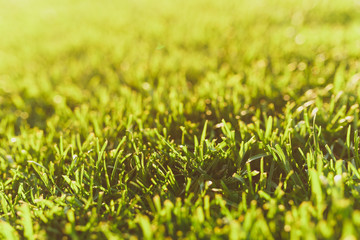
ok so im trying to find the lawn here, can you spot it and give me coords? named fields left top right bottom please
left=1, top=0, right=360, bottom=239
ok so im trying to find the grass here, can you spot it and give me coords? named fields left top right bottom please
left=1, top=0, right=360, bottom=239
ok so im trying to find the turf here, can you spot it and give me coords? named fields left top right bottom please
left=1, top=0, right=360, bottom=239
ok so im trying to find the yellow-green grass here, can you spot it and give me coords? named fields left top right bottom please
left=1, top=0, right=360, bottom=239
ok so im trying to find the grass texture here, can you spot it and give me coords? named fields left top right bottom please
left=1, top=0, right=360, bottom=239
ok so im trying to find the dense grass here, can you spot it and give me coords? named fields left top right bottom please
left=1, top=0, right=360, bottom=239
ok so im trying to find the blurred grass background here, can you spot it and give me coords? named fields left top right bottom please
left=1, top=0, right=360, bottom=135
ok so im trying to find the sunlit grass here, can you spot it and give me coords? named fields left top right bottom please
left=1, top=0, right=360, bottom=239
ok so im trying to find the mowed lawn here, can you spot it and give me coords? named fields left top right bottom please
left=1, top=0, right=360, bottom=239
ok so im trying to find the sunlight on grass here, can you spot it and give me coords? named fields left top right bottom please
left=1, top=0, right=360, bottom=238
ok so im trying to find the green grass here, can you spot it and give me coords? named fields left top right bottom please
left=1, top=0, right=360, bottom=239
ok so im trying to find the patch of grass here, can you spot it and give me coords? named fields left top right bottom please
left=1, top=0, right=360, bottom=238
